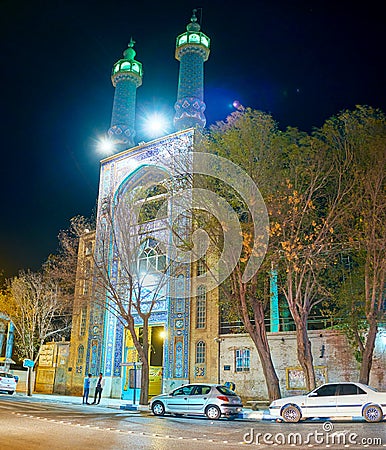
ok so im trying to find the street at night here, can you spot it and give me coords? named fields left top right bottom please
left=1, top=395, right=385, bottom=449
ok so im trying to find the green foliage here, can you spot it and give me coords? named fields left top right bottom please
left=329, top=254, right=368, bottom=362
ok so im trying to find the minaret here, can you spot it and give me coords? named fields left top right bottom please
left=108, top=38, right=143, bottom=149
left=174, top=9, right=210, bottom=131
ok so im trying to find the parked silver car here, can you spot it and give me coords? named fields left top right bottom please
left=150, top=383, right=243, bottom=419
left=0, top=371, right=17, bottom=395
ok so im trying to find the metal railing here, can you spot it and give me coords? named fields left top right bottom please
left=219, top=315, right=345, bottom=335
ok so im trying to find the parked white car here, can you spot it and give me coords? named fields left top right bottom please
left=269, top=382, right=386, bottom=423
left=0, top=371, right=17, bottom=395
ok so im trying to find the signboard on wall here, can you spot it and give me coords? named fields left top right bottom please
left=286, top=366, right=328, bottom=390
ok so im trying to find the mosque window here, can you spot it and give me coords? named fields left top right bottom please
left=235, top=348, right=250, bottom=372
left=178, top=34, right=187, bottom=46
left=201, top=36, right=209, bottom=47
left=138, top=238, right=166, bottom=273
left=121, top=61, right=131, bottom=71
left=85, top=242, right=93, bottom=256
left=77, top=345, right=84, bottom=364
left=189, top=33, right=200, bottom=43
left=80, top=307, right=87, bottom=336
left=83, top=260, right=91, bottom=295
left=196, top=285, right=206, bottom=329
left=197, top=257, right=206, bottom=276
left=195, top=340, right=206, bottom=364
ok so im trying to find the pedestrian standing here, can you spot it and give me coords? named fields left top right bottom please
left=91, top=372, right=105, bottom=405
left=83, top=373, right=92, bottom=404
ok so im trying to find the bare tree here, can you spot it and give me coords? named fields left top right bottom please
left=43, top=216, right=89, bottom=333
left=88, top=179, right=173, bottom=405
left=0, top=269, right=70, bottom=395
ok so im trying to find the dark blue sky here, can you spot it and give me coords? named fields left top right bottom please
left=0, top=0, right=384, bottom=278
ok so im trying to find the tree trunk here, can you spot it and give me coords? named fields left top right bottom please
left=139, top=357, right=149, bottom=405
left=249, top=320, right=281, bottom=401
left=241, top=292, right=281, bottom=402
left=295, top=319, right=316, bottom=391
left=125, top=316, right=151, bottom=405
left=138, top=317, right=150, bottom=405
left=359, top=320, right=378, bottom=384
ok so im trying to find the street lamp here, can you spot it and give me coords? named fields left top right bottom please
left=141, top=112, right=170, bottom=139
left=96, top=136, right=115, bottom=155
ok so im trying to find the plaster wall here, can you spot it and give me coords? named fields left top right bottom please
left=218, top=328, right=386, bottom=401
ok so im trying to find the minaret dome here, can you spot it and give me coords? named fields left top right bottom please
left=174, top=9, right=211, bottom=131
left=108, top=38, right=143, bottom=150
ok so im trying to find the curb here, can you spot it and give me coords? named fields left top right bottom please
left=16, top=394, right=271, bottom=420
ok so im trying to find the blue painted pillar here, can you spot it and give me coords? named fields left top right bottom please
left=5, top=322, right=14, bottom=359
left=0, top=332, right=4, bottom=356
left=270, top=267, right=279, bottom=332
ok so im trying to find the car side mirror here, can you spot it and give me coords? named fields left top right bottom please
left=308, top=392, right=318, bottom=397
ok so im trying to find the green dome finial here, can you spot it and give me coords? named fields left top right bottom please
left=191, top=9, right=197, bottom=22
left=123, top=37, right=136, bottom=60
left=111, top=37, right=143, bottom=82
left=187, top=8, right=200, bottom=32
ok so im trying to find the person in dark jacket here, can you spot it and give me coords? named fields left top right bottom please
left=91, top=373, right=105, bottom=405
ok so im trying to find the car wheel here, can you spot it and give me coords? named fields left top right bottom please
left=363, top=404, right=382, bottom=423
left=151, top=401, right=165, bottom=416
left=205, top=405, right=221, bottom=420
left=7, top=391, right=14, bottom=395
left=281, top=405, right=301, bottom=423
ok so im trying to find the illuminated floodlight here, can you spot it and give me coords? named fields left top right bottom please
left=142, top=113, right=169, bottom=138
left=97, top=136, right=115, bottom=155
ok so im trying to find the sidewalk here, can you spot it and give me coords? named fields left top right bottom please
left=14, top=392, right=150, bottom=413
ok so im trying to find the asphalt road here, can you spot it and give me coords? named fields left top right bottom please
left=0, top=395, right=385, bottom=449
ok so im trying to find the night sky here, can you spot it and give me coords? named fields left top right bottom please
left=1, top=0, right=384, bottom=278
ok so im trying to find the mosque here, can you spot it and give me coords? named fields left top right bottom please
left=63, top=11, right=386, bottom=402
left=66, top=10, right=222, bottom=401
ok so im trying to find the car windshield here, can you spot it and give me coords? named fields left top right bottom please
left=217, top=386, right=236, bottom=396
left=0, top=372, right=14, bottom=378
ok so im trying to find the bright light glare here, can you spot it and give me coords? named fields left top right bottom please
left=143, top=113, right=169, bottom=138
left=97, top=137, right=115, bottom=155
